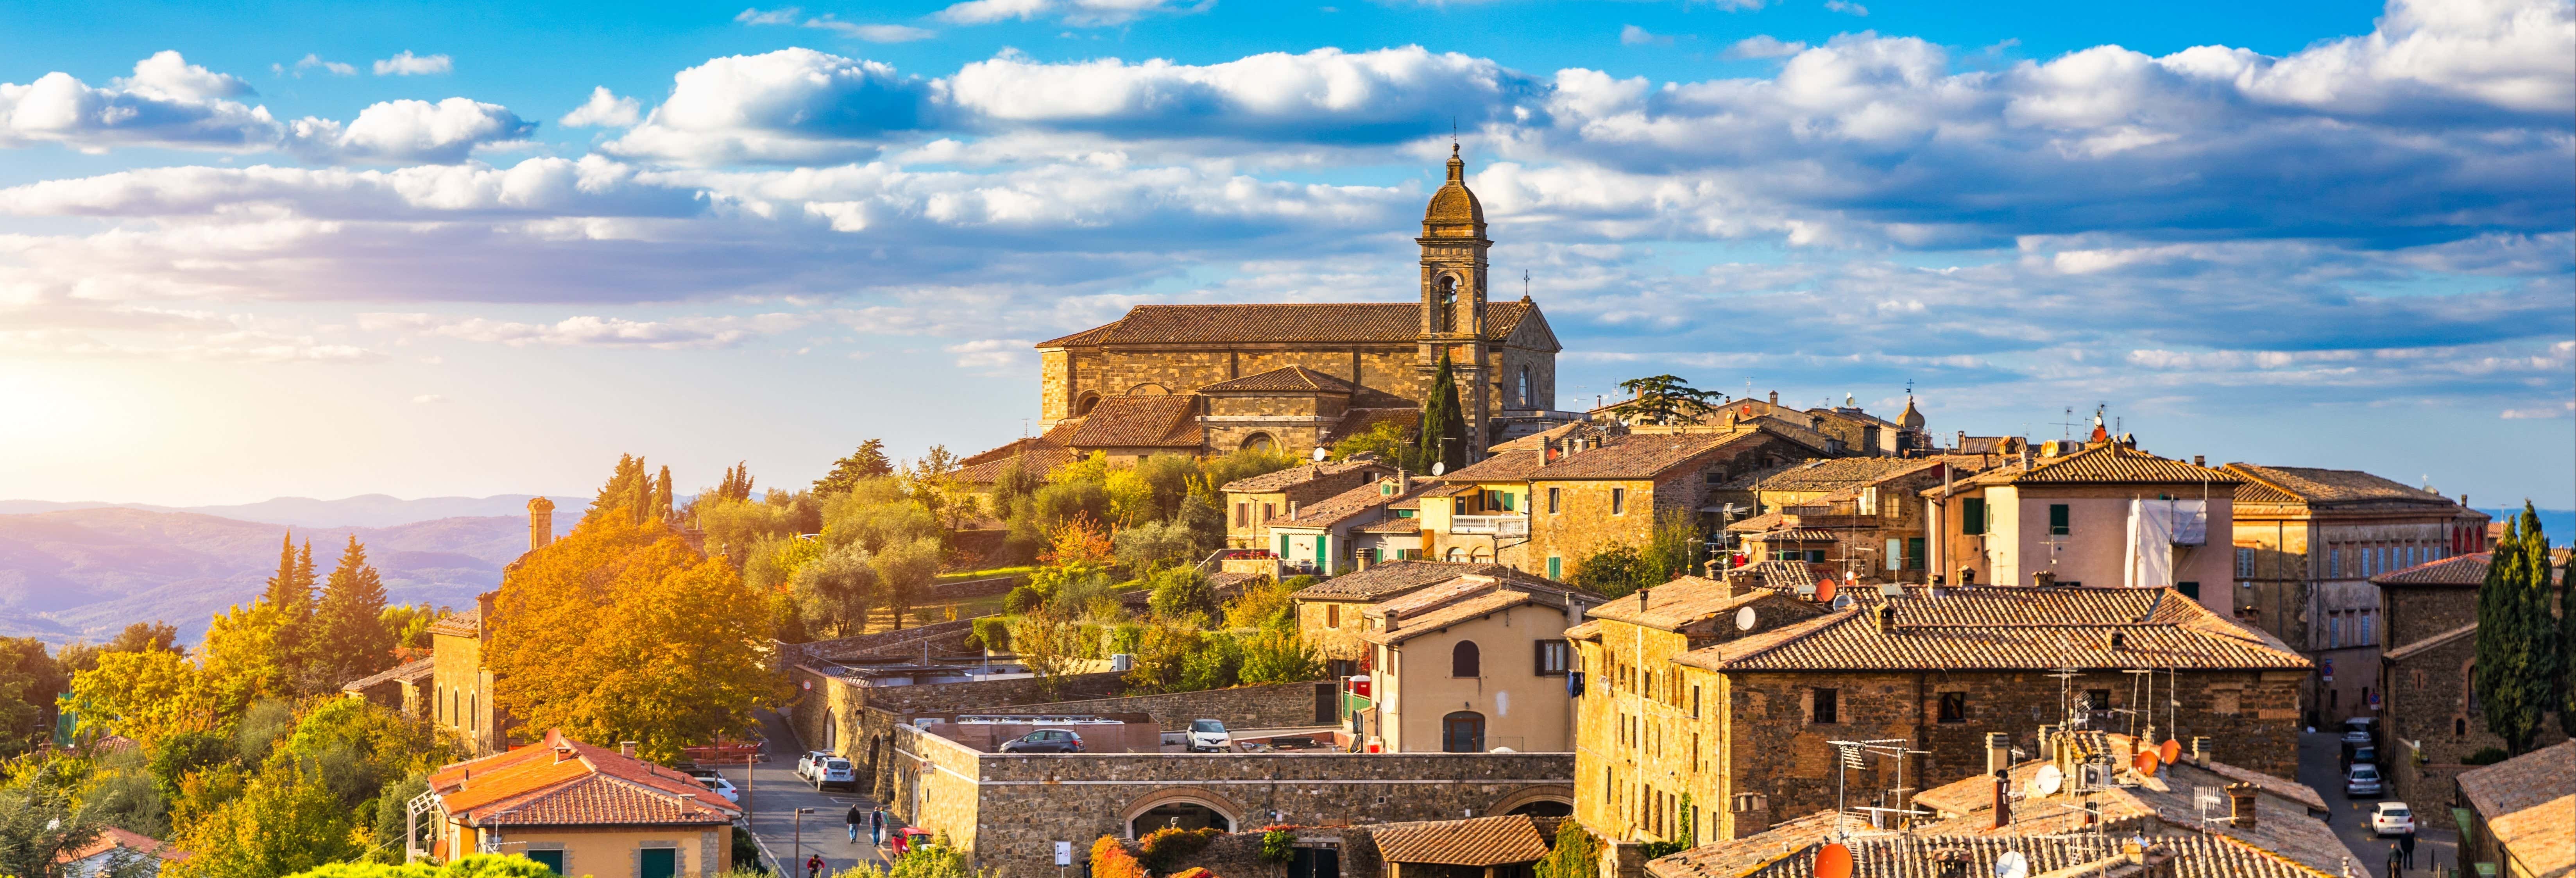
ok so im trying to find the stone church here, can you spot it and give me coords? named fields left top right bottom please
left=1032, top=147, right=1566, bottom=463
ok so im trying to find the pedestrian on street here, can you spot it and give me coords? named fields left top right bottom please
left=806, top=853, right=825, bottom=878
left=847, top=803, right=863, bottom=844
left=871, top=805, right=887, bottom=847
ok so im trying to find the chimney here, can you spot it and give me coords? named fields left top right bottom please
left=1985, top=732, right=2012, bottom=776
left=1991, top=769, right=2012, bottom=829
left=2225, top=782, right=2259, bottom=828
left=1956, top=431, right=1967, bottom=451
left=620, top=741, right=638, bottom=757
left=527, top=497, right=556, bottom=553
left=1721, top=569, right=1754, bottom=599
left=2192, top=455, right=2205, bottom=467
left=1638, top=587, right=1651, bottom=612
left=1874, top=604, right=1898, bottom=631
left=2189, top=736, right=2212, bottom=765
left=1767, top=391, right=1779, bottom=406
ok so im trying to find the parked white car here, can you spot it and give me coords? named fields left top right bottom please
left=793, top=751, right=831, bottom=781
left=701, top=775, right=740, bottom=803
left=813, top=756, right=856, bottom=791
left=2369, top=802, right=2415, bottom=837
left=1187, top=719, right=1232, bottom=753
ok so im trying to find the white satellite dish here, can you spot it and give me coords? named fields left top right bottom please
left=1313, top=446, right=1330, bottom=462
left=1994, top=851, right=2030, bottom=878
left=1431, top=461, right=1446, bottom=476
left=1832, top=594, right=1854, bottom=610
left=2030, top=764, right=2064, bottom=798
left=1735, top=606, right=1757, bottom=631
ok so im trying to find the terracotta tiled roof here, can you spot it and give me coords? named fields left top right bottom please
left=2383, top=622, right=2477, bottom=661
left=1488, top=422, right=1600, bottom=452
left=1748, top=529, right=1838, bottom=542
left=2223, top=464, right=2452, bottom=506
left=1441, top=449, right=1546, bottom=483
left=1534, top=433, right=1765, bottom=481
left=2373, top=552, right=2490, bottom=586
left=1371, top=814, right=1549, bottom=866
left=1035, top=302, right=1540, bottom=348
left=1999, top=443, right=2241, bottom=486
left=1585, top=576, right=1767, bottom=632
left=1199, top=366, right=1361, bottom=394
left=340, top=656, right=435, bottom=694
left=427, top=608, right=480, bottom=638
left=430, top=730, right=741, bottom=828
left=1292, top=561, right=1548, bottom=601
left=1064, top=395, right=1201, bottom=448
left=1656, top=832, right=2338, bottom=878
left=2457, top=739, right=2576, bottom=878
left=1675, top=587, right=2310, bottom=672
left=1363, top=592, right=1541, bottom=645
left=1222, top=459, right=1389, bottom=493
left=1356, top=517, right=1423, bottom=534
left=1276, top=478, right=1434, bottom=529
left=56, top=827, right=186, bottom=865
left=1722, top=512, right=1783, bottom=533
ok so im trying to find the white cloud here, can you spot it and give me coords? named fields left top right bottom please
left=560, top=87, right=642, bottom=128
left=944, top=46, right=1541, bottom=141
left=735, top=7, right=936, bottom=42
left=945, top=338, right=1033, bottom=372
left=287, top=98, right=537, bottom=164
left=0, top=53, right=284, bottom=153
left=364, top=312, right=811, bottom=348
left=1620, top=25, right=1674, bottom=46
left=373, top=51, right=454, bottom=76
left=2500, top=401, right=2573, bottom=419
left=936, top=0, right=1201, bottom=27
left=603, top=48, right=938, bottom=165
left=117, top=50, right=253, bottom=100
left=1824, top=0, right=1867, bottom=16
left=1724, top=36, right=1808, bottom=59
left=290, top=54, right=359, bottom=77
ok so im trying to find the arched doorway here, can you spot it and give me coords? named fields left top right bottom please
left=1075, top=393, right=1102, bottom=416
left=1130, top=802, right=1233, bottom=836
left=1241, top=433, right=1278, bottom=452
left=1445, top=547, right=1464, bottom=561
left=1507, top=799, right=1573, bottom=817
left=1442, top=711, right=1486, bottom=753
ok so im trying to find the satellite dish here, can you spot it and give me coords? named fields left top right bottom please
left=1735, top=606, right=1757, bottom=631
left=2133, top=750, right=2161, bottom=777
left=1832, top=594, right=1854, bottom=610
left=1815, top=579, right=1837, bottom=604
left=1313, top=446, right=1330, bottom=462
left=1813, top=842, right=1853, bottom=878
left=2158, top=739, right=2182, bottom=765
left=1994, top=851, right=2030, bottom=878
left=2031, top=764, right=2064, bottom=797
left=1431, top=461, right=1446, bottom=476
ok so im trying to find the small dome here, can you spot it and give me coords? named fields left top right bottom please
left=1899, top=396, right=1926, bottom=429
left=1423, top=143, right=1486, bottom=234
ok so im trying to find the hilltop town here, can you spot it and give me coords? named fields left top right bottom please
left=18, top=151, right=2572, bottom=878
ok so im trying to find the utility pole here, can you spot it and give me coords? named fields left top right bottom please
left=796, top=807, right=817, bottom=869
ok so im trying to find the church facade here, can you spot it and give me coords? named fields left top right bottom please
left=1034, top=147, right=1566, bottom=462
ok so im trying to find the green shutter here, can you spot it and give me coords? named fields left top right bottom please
left=1962, top=499, right=1986, bottom=535
left=1906, top=538, right=1925, bottom=570
left=1548, top=557, right=1563, bottom=580
left=2049, top=504, right=2070, bottom=535
left=526, top=851, right=565, bottom=876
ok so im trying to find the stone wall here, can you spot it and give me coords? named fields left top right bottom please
left=784, top=667, right=1130, bottom=793
left=883, top=743, right=1577, bottom=878
left=778, top=619, right=981, bottom=669
left=997, top=681, right=1341, bottom=731
left=1151, top=817, right=1571, bottom=878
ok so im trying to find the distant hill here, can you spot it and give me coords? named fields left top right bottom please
left=0, top=507, right=575, bottom=649
left=0, top=494, right=594, bottom=528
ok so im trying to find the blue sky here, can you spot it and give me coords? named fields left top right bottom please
left=0, top=0, right=2569, bottom=508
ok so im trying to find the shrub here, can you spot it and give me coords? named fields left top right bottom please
left=1534, top=819, right=1598, bottom=878
left=1091, top=837, right=1149, bottom=878
left=2464, top=746, right=2510, bottom=766
left=969, top=617, right=1012, bottom=653
left=1260, top=830, right=1296, bottom=864
left=1138, top=826, right=1221, bottom=871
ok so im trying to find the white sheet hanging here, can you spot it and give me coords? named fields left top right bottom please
left=2125, top=499, right=2176, bottom=589
left=2169, top=499, right=2208, bottom=546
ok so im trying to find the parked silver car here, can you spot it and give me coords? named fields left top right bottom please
left=2344, top=763, right=2383, bottom=798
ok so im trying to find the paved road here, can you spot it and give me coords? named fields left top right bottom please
left=2295, top=731, right=2460, bottom=877
left=716, top=710, right=889, bottom=877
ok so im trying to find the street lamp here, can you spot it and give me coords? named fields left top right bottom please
left=795, top=807, right=817, bottom=872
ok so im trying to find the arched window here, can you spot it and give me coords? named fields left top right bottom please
left=1452, top=640, right=1480, bottom=678
left=1445, top=547, right=1464, bottom=561
left=1442, top=712, right=1486, bottom=753
left=1436, top=275, right=1459, bottom=332
left=1518, top=367, right=1532, bottom=407
left=1128, top=383, right=1169, bottom=396
left=1075, top=392, right=1102, bottom=416
left=1241, top=433, right=1276, bottom=452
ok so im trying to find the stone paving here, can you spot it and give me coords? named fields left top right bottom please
left=723, top=710, right=890, bottom=876
left=2297, top=730, right=2461, bottom=877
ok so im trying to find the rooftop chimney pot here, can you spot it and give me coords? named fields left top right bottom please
left=2225, top=782, right=2259, bottom=828
left=620, top=741, right=637, bottom=757
left=2193, top=455, right=2205, bottom=467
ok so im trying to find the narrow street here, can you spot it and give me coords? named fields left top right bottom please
left=2295, top=731, right=2460, bottom=878
left=715, top=710, right=889, bottom=876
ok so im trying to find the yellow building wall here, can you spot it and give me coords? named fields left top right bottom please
left=1571, top=618, right=1706, bottom=845
left=1369, top=604, right=1575, bottom=753
left=448, top=823, right=731, bottom=876
left=1530, top=479, right=1659, bottom=579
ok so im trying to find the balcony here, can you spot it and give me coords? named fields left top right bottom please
left=1446, top=515, right=1529, bottom=537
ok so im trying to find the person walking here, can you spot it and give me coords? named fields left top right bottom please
left=806, top=853, right=825, bottom=878
left=847, top=803, right=864, bottom=844
left=870, top=805, right=887, bottom=848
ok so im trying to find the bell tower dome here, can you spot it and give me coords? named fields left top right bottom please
left=1417, top=143, right=1496, bottom=456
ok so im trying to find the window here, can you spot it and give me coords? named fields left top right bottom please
left=1691, top=685, right=1701, bottom=719
left=1811, top=688, right=1838, bottom=724
left=2329, top=547, right=2342, bottom=578
left=1547, top=487, right=1561, bottom=513
left=1326, top=604, right=1340, bottom=628
left=2330, top=615, right=2343, bottom=648
left=1452, top=641, right=1481, bottom=677
left=2178, top=581, right=2200, bottom=599
left=2086, top=689, right=2112, bottom=714
left=1961, top=498, right=1986, bottom=535
left=2049, top=504, right=2070, bottom=535
left=1519, top=367, right=1532, bottom=406
left=1548, top=556, right=1563, bottom=580
left=2236, top=547, right=2254, bottom=578
left=1446, top=547, right=1464, bottom=561
left=639, top=849, right=676, bottom=878
left=1263, top=503, right=1276, bottom=523
left=1536, top=640, right=1571, bottom=676
left=1612, top=488, right=1627, bottom=515
left=1886, top=538, right=1902, bottom=572
left=1906, top=537, right=1925, bottom=571
left=1235, top=503, right=1248, bottom=528
left=525, top=851, right=564, bottom=875
left=1938, top=692, right=1967, bottom=723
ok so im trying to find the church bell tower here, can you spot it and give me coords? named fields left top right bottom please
left=1418, top=143, right=1493, bottom=457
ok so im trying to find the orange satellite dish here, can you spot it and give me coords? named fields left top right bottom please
left=2159, top=739, right=2181, bottom=765
left=2133, top=750, right=2161, bottom=776
left=1816, top=579, right=1837, bottom=603
left=1813, top=842, right=1853, bottom=878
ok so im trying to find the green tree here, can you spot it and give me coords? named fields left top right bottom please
left=582, top=454, right=652, bottom=527
left=2475, top=504, right=2557, bottom=755
left=106, top=622, right=181, bottom=654
left=790, top=542, right=880, bottom=638
left=1236, top=628, right=1322, bottom=685
left=1145, top=568, right=1216, bottom=621
left=0, top=758, right=138, bottom=878
left=379, top=604, right=442, bottom=656
left=315, top=535, right=396, bottom=686
left=1329, top=418, right=1426, bottom=471
left=1569, top=543, right=1656, bottom=599
left=870, top=537, right=943, bottom=631
left=1615, top=375, right=1722, bottom=426
left=1418, top=353, right=1467, bottom=473
left=714, top=461, right=756, bottom=504
left=169, top=753, right=363, bottom=878
left=816, top=439, right=896, bottom=494
left=1533, top=818, right=1598, bottom=878
left=0, top=637, right=65, bottom=753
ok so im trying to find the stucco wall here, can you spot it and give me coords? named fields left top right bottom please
left=1371, top=603, right=1579, bottom=753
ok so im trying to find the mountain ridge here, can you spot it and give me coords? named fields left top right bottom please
left=0, top=494, right=594, bottom=529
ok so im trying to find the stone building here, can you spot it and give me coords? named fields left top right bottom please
left=2222, top=463, right=2492, bottom=725
left=1223, top=459, right=1398, bottom=551
left=1267, top=474, right=1442, bottom=575
left=1921, top=439, right=2240, bottom=615
left=428, top=595, right=508, bottom=756
left=417, top=729, right=739, bottom=873
left=1566, top=574, right=2309, bottom=846
left=1591, top=391, right=1932, bottom=458
left=1035, top=148, right=1569, bottom=462
left=1293, top=561, right=1561, bottom=678
left=2454, top=739, right=2574, bottom=878
left=1720, top=457, right=1994, bottom=583
left=341, top=656, right=433, bottom=716
left=1426, top=429, right=1824, bottom=580
left=2375, top=553, right=2569, bottom=828
left=1354, top=574, right=1601, bottom=754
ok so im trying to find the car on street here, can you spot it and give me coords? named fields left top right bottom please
left=2369, top=802, right=2415, bottom=837
left=700, top=775, right=740, bottom=803
left=2345, top=763, right=2383, bottom=798
left=813, top=757, right=855, bottom=790
left=793, top=751, right=831, bottom=781
left=998, top=729, right=1086, bottom=753
left=1188, top=719, right=1232, bottom=752
left=2340, top=717, right=2379, bottom=745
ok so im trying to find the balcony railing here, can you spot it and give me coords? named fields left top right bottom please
left=1446, top=515, right=1530, bottom=537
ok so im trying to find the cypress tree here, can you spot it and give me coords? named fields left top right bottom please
left=259, top=534, right=300, bottom=609
left=584, top=454, right=652, bottom=526
left=315, top=535, right=395, bottom=683
left=2560, top=550, right=2575, bottom=736
left=1418, top=353, right=1467, bottom=473
left=2476, top=504, right=2555, bottom=754
left=653, top=465, right=675, bottom=520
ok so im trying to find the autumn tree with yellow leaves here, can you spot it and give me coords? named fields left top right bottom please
left=483, top=495, right=782, bottom=762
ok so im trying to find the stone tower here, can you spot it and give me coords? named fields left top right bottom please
left=526, top=496, right=555, bottom=553
left=1418, top=143, right=1493, bottom=457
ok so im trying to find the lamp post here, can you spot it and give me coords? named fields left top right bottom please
left=796, top=807, right=817, bottom=873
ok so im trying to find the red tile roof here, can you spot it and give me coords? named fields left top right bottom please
left=1221, top=458, right=1389, bottom=493
left=1371, top=814, right=1551, bottom=866
left=1036, top=302, right=1541, bottom=348
left=2224, top=463, right=2454, bottom=506
left=430, top=730, right=741, bottom=828
left=1064, top=395, right=1202, bottom=448
left=1674, top=586, right=2310, bottom=672
left=2372, top=552, right=2491, bottom=586
left=57, top=827, right=186, bottom=865
left=1987, top=443, right=2242, bottom=487
left=1527, top=433, right=1762, bottom=481
left=1198, top=366, right=1361, bottom=394
left=1292, top=561, right=1552, bottom=601
left=1276, top=477, right=1434, bottom=529
left=1584, top=575, right=1770, bottom=632
left=2457, top=740, right=2574, bottom=877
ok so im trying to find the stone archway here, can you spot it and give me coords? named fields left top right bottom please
left=1241, top=433, right=1278, bottom=452
left=1122, top=787, right=1244, bottom=838
left=1128, top=383, right=1170, bottom=396
left=1488, top=785, right=1576, bottom=817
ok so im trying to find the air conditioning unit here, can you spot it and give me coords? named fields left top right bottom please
left=1110, top=653, right=1135, bottom=672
